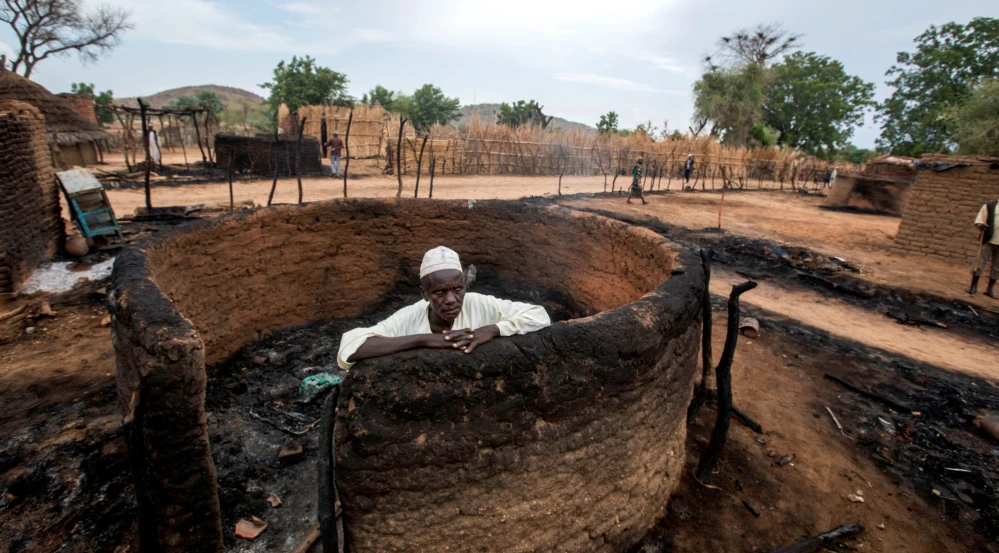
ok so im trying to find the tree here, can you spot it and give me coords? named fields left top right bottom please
left=596, top=111, right=619, bottom=134
left=946, top=78, right=999, bottom=157
left=836, top=144, right=877, bottom=165
left=70, top=81, right=113, bottom=125
left=876, top=17, right=999, bottom=156
left=748, top=123, right=779, bottom=147
left=0, top=0, right=131, bottom=77
left=692, top=63, right=767, bottom=147
left=362, top=85, right=401, bottom=111
left=260, top=55, right=352, bottom=116
left=707, top=22, right=801, bottom=69
left=762, top=52, right=875, bottom=158
left=401, top=84, right=460, bottom=132
left=168, top=90, right=225, bottom=116
left=634, top=120, right=658, bottom=139
left=496, top=99, right=552, bottom=128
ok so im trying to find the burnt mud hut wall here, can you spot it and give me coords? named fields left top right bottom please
left=893, top=155, right=999, bottom=263
left=108, top=200, right=704, bottom=553
left=0, top=100, right=62, bottom=298
left=825, top=174, right=913, bottom=216
left=214, top=133, right=323, bottom=177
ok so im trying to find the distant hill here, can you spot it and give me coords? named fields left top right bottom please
left=116, top=85, right=265, bottom=109
left=458, top=103, right=595, bottom=133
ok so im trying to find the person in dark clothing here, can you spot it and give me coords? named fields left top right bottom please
left=326, top=131, right=344, bottom=177
left=683, top=154, right=694, bottom=185
left=627, top=157, right=647, bottom=205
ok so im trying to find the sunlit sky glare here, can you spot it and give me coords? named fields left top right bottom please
left=2, top=0, right=996, bottom=147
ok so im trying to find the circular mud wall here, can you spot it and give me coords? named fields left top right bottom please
left=108, top=199, right=704, bottom=553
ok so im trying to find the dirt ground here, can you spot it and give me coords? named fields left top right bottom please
left=2, top=151, right=998, bottom=552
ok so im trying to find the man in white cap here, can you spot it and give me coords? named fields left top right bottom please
left=337, top=246, right=551, bottom=369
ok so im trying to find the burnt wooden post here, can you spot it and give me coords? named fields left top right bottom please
left=267, top=129, right=280, bottom=206
left=318, top=386, right=345, bottom=553
left=190, top=110, right=207, bottom=166
left=342, top=111, right=353, bottom=198
left=296, top=116, right=307, bottom=204
left=227, top=147, right=234, bottom=211
left=121, top=385, right=161, bottom=553
left=695, top=280, right=758, bottom=483
left=428, top=155, right=436, bottom=199
left=687, top=249, right=713, bottom=423
left=138, top=98, right=152, bottom=210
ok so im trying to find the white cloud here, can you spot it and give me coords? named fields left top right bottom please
left=106, top=0, right=298, bottom=52
left=554, top=72, right=684, bottom=94
left=273, top=1, right=326, bottom=16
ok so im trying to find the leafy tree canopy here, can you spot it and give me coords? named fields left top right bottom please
left=401, top=84, right=460, bottom=132
left=596, top=111, right=619, bottom=134
left=692, top=63, right=767, bottom=147
left=496, top=100, right=552, bottom=128
left=361, top=85, right=402, bottom=112
left=168, top=90, right=226, bottom=115
left=763, top=51, right=875, bottom=159
left=69, top=81, right=113, bottom=124
left=260, top=56, right=353, bottom=115
left=835, top=144, right=877, bottom=165
left=748, top=123, right=779, bottom=148
left=706, top=22, right=801, bottom=69
left=876, top=17, right=999, bottom=156
left=946, top=78, right=999, bottom=157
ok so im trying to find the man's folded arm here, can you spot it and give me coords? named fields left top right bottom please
left=487, top=296, right=552, bottom=336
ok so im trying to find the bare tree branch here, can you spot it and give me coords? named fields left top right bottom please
left=715, top=22, right=801, bottom=67
left=1, top=0, right=132, bottom=77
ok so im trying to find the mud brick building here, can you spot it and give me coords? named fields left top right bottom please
left=0, top=100, right=63, bottom=299
left=893, top=155, right=999, bottom=263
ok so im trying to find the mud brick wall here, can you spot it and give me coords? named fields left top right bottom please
left=109, top=200, right=703, bottom=553
left=864, top=160, right=916, bottom=182
left=214, top=133, right=323, bottom=177
left=0, top=100, right=62, bottom=297
left=893, top=155, right=999, bottom=263
left=55, top=93, right=98, bottom=125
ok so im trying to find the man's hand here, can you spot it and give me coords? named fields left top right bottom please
left=423, top=328, right=476, bottom=350
left=462, top=325, right=500, bottom=354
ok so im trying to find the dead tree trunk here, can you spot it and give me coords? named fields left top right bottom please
left=296, top=116, right=306, bottom=204
left=414, top=134, right=429, bottom=198
left=138, top=98, right=152, bottom=210
left=113, top=109, right=133, bottom=172
left=174, top=114, right=189, bottom=170
left=695, top=280, right=758, bottom=483
left=342, top=111, right=353, bottom=198
left=395, top=118, right=407, bottom=198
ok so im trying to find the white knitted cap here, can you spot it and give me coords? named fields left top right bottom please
left=420, top=246, right=462, bottom=278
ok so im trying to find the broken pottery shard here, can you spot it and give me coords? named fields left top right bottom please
left=739, top=317, right=760, bottom=339
left=234, top=518, right=267, bottom=540
left=267, top=494, right=282, bottom=508
left=252, top=355, right=268, bottom=366
left=278, top=441, right=304, bottom=465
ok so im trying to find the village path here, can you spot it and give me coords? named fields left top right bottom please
left=712, top=267, right=998, bottom=381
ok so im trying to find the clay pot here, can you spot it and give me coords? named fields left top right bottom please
left=65, top=236, right=89, bottom=257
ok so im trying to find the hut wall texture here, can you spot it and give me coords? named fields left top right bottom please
left=893, top=155, right=999, bottom=263
left=56, top=93, right=98, bottom=126
left=0, top=100, right=63, bottom=298
left=824, top=174, right=913, bottom=216
left=214, top=133, right=323, bottom=176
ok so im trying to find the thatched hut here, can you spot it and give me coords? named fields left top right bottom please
left=0, top=67, right=111, bottom=168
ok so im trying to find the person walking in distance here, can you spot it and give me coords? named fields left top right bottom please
left=627, top=157, right=648, bottom=205
left=326, top=131, right=344, bottom=178
left=684, top=154, right=695, bottom=185
left=969, top=196, right=999, bottom=298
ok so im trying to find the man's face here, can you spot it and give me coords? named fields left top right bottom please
left=421, top=269, right=466, bottom=322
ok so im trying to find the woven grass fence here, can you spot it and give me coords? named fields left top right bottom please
left=279, top=104, right=388, bottom=159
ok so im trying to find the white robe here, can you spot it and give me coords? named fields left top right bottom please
left=337, top=292, right=551, bottom=369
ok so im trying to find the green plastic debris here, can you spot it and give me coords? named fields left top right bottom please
left=299, top=373, right=342, bottom=403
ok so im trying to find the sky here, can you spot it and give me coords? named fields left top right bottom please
left=1, top=0, right=997, bottom=148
